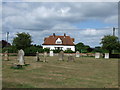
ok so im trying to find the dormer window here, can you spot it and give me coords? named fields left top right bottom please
left=56, top=41, right=61, bottom=44
left=56, top=38, right=62, bottom=44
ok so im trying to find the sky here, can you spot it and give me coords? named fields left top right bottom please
left=2, top=2, right=118, bottom=47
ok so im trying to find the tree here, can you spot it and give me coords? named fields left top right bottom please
left=75, top=42, right=91, bottom=53
left=12, top=32, right=32, bottom=50
left=100, top=35, right=120, bottom=54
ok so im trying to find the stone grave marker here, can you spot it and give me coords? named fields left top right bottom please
left=95, top=52, right=100, bottom=59
left=4, top=51, right=9, bottom=60
left=105, top=53, right=109, bottom=59
left=36, top=51, right=40, bottom=62
left=44, top=52, right=47, bottom=62
left=50, top=51, right=54, bottom=56
left=76, top=51, right=80, bottom=57
left=18, top=49, right=25, bottom=65
left=67, top=55, right=75, bottom=62
left=59, top=51, right=64, bottom=61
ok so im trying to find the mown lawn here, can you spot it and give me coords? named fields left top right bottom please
left=2, top=56, right=118, bottom=88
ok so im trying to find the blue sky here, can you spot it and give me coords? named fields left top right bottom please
left=74, top=20, right=117, bottom=29
left=2, top=2, right=118, bottom=47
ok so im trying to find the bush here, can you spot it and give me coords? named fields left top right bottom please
left=64, top=49, right=74, bottom=53
left=43, top=48, right=50, bottom=53
left=24, top=46, right=44, bottom=55
left=2, top=46, right=18, bottom=53
left=53, top=49, right=61, bottom=53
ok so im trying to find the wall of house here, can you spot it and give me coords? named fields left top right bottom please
left=43, top=45, right=75, bottom=51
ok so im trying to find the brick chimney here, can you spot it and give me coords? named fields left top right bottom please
left=53, top=33, right=55, bottom=37
left=64, top=33, right=66, bottom=38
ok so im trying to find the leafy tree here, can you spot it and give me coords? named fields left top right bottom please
left=12, top=32, right=32, bottom=50
left=100, top=35, right=120, bottom=54
left=24, top=46, right=44, bottom=55
left=31, top=44, right=43, bottom=48
left=75, top=42, right=91, bottom=53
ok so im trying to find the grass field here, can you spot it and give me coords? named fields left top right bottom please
left=2, top=56, right=118, bottom=88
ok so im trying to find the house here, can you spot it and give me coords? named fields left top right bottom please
left=42, top=33, right=75, bottom=51
left=0, top=40, right=11, bottom=48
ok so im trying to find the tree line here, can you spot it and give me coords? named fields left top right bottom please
left=1, top=32, right=120, bottom=55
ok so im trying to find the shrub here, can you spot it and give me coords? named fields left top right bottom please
left=64, top=49, right=74, bottom=53
left=2, top=46, right=18, bottom=53
left=24, top=46, right=44, bottom=55
left=43, top=48, right=50, bottom=53
left=53, top=49, right=61, bottom=53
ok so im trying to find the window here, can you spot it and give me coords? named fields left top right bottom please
left=55, top=47, right=63, bottom=50
left=56, top=41, right=62, bottom=44
left=67, top=48, right=71, bottom=50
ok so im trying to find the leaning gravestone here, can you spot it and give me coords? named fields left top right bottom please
left=59, top=51, right=64, bottom=61
left=36, top=51, right=40, bottom=62
left=50, top=51, right=54, bottom=56
left=18, top=49, right=25, bottom=65
left=105, top=53, right=109, bottom=59
left=76, top=51, right=80, bottom=57
left=4, top=51, right=9, bottom=61
left=44, top=52, right=47, bottom=62
left=95, top=52, right=100, bottom=59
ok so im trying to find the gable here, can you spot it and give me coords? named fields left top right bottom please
left=55, top=38, right=62, bottom=44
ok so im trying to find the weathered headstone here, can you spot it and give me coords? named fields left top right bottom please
left=18, top=49, right=25, bottom=65
left=0, top=53, right=3, bottom=56
left=49, top=51, right=54, bottom=56
left=36, top=51, right=40, bottom=62
left=67, top=55, right=75, bottom=62
left=44, top=52, right=47, bottom=62
left=4, top=51, right=9, bottom=60
left=76, top=51, right=80, bottom=57
left=59, top=51, right=64, bottom=61
left=95, top=52, right=100, bottom=59
left=105, top=53, right=109, bottom=59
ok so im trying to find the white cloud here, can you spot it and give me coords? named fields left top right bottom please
left=2, top=2, right=118, bottom=47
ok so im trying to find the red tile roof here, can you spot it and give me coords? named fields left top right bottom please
left=42, top=34, right=75, bottom=45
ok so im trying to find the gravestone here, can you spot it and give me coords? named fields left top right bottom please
left=4, top=51, right=9, bottom=60
left=0, top=53, right=3, bottom=56
left=18, top=49, right=25, bottom=65
left=50, top=51, right=54, bottom=56
left=76, top=51, right=80, bottom=57
left=105, top=53, right=109, bottom=59
left=59, top=51, right=64, bottom=61
left=95, top=52, right=100, bottom=59
left=67, top=56, right=75, bottom=62
left=44, top=52, right=47, bottom=62
left=36, top=51, right=40, bottom=62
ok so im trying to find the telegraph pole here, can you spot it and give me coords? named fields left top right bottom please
left=6, top=32, right=9, bottom=47
left=113, top=27, right=115, bottom=36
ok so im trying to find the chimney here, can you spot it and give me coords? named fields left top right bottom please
left=53, top=33, right=55, bottom=37
left=64, top=33, right=66, bottom=38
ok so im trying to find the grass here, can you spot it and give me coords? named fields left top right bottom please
left=2, top=56, right=118, bottom=88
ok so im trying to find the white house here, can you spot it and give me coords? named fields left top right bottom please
left=42, top=33, right=75, bottom=51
